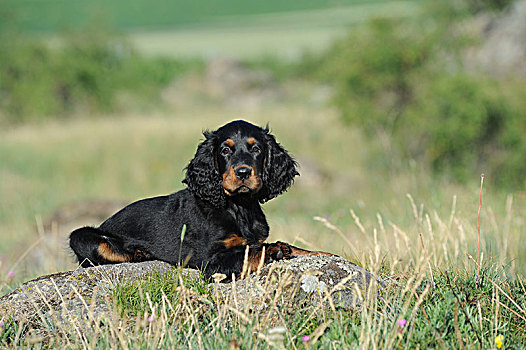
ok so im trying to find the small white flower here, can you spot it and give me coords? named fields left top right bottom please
left=301, top=275, right=327, bottom=293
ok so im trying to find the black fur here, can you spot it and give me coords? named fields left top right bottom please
left=69, top=120, right=298, bottom=279
left=258, top=130, right=299, bottom=203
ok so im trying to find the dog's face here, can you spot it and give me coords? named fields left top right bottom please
left=184, top=120, right=298, bottom=207
left=215, top=122, right=266, bottom=196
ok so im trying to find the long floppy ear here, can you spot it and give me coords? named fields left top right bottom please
left=258, top=129, right=299, bottom=203
left=183, top=131, right=225, bottom=208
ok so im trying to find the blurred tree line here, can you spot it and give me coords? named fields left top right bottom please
left=316, top=0, right=525, bottom=190
left=0, top=10, right=196, bottom=123
left=0, top=0, right=523, bottom=190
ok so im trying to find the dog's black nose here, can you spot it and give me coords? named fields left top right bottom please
left=235, top=167, right=252, bottom=180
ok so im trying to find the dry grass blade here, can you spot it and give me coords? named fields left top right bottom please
left=310, top=320, right=332, bottom=344
left=406, top=194, right=419, bottom=222
left=313, top=215, right=357, bottom=257
left=453, top=302, right=464, bottom=350
left=419, top=233, right=435, bottom=288
left=350, top=209, right=366, bottom=235
left=485, top=276, right=526, bottom=321
left=476, top=174, right=484, bottom=284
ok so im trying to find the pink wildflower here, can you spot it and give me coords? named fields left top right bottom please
left=396, top=319, right=407, bottom=327
left=301, top=335, right=310, bottom=342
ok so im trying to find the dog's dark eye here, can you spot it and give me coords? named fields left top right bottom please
left=251, top=145, right=261, bottom=154
left=221, top=147, right=232, bottom=156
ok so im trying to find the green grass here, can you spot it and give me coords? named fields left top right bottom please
left=112, top=269, right=212, bottom=317
left=2, top=253, right=525, bottom=347
left=109, top=262, right=525, bottom=348
left=3, top=0, right=413, bottom=32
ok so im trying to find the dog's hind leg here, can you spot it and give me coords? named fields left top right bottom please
left=69, top=227, right=132, bottom=267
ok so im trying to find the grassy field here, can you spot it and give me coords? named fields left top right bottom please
left=1, top=114, right=525, bottom=347
left=12, top=0, right=420, bottom=59
left=128, top=2, right=419, bottom=59
left=0, top=81, right=524, bottom=275
left=2, top=97, right=526, bottom=345
left=3, top=0, right=416, bottom=32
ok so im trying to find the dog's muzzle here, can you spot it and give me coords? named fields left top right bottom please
left=222, top=165, right=262, bottom=195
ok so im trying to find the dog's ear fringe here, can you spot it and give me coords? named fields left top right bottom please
left=258, top=132, right=299, bottom=203
left=183, top=131, right=226, bottom=208
left=202, top=129, right=214, bottom=139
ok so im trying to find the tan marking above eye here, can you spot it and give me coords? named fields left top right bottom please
left=247, top=137, right=256, bottom=146
left=225, top=139, right=235, bottom=147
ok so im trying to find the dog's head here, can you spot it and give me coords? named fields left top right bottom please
left=184, top=120, right=298, bottom=207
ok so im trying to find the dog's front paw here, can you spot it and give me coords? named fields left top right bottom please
left=265, top=241, right=292, bottom=262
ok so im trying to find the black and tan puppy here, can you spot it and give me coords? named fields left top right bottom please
left=70, top=120, right=330, bottom=279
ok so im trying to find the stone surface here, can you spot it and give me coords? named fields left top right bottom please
left=0, top=261, right=189, bottom=325
left=0, top=255, right=379, bottom=332
left=468, top=0, right=526, bottom=76
left=213, top=254, right=378, bottom=312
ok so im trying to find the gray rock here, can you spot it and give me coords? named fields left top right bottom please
left=213, top=254, right=379, bottom=313
left=0, top=255, right=378, bottom=334
left=0, top=261, right=191, bottom=326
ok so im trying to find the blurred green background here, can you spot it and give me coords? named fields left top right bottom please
left=0, top=0, right=525, bottom=282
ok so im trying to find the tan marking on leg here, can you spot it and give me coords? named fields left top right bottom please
left=289, top=246, right=335, bottom=257
left=238, top=244, right=334, bottom=280
left=223, top=234, right=248, bottom=249
left=97, top=242, right=131, bottom=263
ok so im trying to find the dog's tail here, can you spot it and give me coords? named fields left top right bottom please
left=69, top=227, right=132, bottom=267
